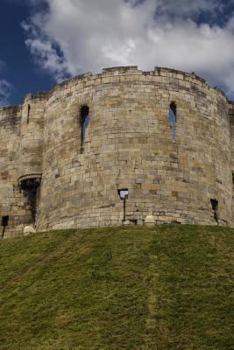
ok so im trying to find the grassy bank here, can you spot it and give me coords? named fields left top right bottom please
left=0, top=225, right=233, bottom=349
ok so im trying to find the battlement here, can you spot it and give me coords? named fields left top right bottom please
left=0, top=66, right=234, bottom=238
left=0, top=66, right=229, bottom=111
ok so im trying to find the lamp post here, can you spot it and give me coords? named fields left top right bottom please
left=117, top=188, right=129, bottom=223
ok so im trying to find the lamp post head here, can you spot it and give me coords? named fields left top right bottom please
left=118, top=188, right=128, bottom=200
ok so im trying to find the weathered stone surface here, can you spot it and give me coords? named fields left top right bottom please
left=145, top=215, right=155, bottom=227
left=0, top=66, right=234, bottom=237
left=23, top=225, right=36, bottom=235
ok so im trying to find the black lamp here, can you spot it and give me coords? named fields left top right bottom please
left=118, top=188, right=129, bottom=222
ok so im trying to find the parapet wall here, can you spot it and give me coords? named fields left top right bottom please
left=0, top=66, right=233, bottom=237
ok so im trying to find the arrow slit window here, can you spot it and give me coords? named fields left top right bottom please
left=80, top=104, right=90, bottom=153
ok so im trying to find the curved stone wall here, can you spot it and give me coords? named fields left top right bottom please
left=0, top=105, right=30, bottom=237
left=18, top=93, right=45, bottom=178
left=35, top=66, right=232, bottom=230
left=1, top=66, right=233, bottom=237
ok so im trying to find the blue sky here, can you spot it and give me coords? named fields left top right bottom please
left=0, top=0, right=234, bottom=105
left=0, top=0, right=54, bottom=105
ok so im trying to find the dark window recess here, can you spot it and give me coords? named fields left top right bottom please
left=1, top=216, right=9, bottom=227
left=20, top=178, right=40, bottom=224
left=232, top=172, right=234, bottom=184
left=80, top=104, right=90, bottom=153
left=168, top=101, right=177, bottom=142
left=1, top=216, right=9, bottom=239
left=27, top=104, right=31, bottom=124
left=210, top=199, right=219, bottom=224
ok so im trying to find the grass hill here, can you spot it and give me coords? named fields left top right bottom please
left=0, top=225, right=233, bottom=350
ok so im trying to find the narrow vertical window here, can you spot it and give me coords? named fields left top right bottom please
left=80, top=104, right=90, bottom=153
left=210, top=199, right=219, bottom=225
left=27, top=104, right=31, bottom=124
left=168, top=101, right=177, bottom=143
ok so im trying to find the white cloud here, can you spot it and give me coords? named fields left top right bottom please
left=24, top=0, right=234, bottom=97
left=0, top=58, right=12, bottom=106
left=23, top=22, right=69, bottom=82
left=0, top=80, right=12, bottom=106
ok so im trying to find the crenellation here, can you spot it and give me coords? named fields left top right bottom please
left=102, top=66, right=139, bottom=74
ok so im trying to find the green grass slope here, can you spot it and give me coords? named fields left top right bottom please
left=0, top=225, right=233, bottom=350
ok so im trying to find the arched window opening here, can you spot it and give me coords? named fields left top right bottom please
left=27, top=104, right=31, bottom=124
left=168, top=101, right=177, bottom=143
left=80, top=104, right=90, bottom=153
left=210, top=198, right=219, bottom=225
left=1, top=216, right=9, bottom=239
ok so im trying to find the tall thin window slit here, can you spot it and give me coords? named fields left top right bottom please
left=80, top=104, right=90, bottom=153
left=27, top=104, right=31, bottom=124
left=168, top=101, right=177, bottom=142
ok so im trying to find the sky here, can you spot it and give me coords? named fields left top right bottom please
left=0, top=0, right=234, bottom=106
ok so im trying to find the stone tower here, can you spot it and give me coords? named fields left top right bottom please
left=0, top=66, right=234, bottom=238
